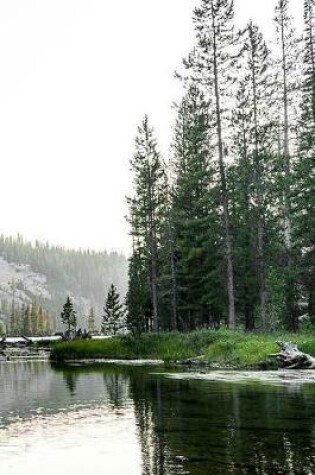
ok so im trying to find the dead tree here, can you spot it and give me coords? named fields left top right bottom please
left=270, top=341, right=315, bottom=369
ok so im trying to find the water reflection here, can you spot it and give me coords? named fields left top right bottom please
left=63, top=371, right=78, bottom=394
left=0, top=362, right=315, bottom=475
left=130, top=370, right=315, bottom=475
left=51, top=364, right=132, bottom=408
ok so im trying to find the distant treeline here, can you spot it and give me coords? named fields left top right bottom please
left=0, top=299, right=52, bottom=336
left=0, top=234, right=128, bottom=329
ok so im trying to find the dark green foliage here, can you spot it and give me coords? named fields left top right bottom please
left=172, top=86, right=223, bottom=329
left=127, top=116, right=165, bottom=332
left=125, top=0, right=313, bottom=334
left=126, top=251, right=151, bottom=336
left=102, top=284, right=125, bottom=335
left=230, top=23, right=278, bottom=329
left=189, top=0, right=237, bottom=329
left=273, top=0, right=302, bottom=331
left=156, top=173, right=178, bottom=331
left=295, top=0, right=315, bottom=322
left=61, top=296, right=77, bottom=334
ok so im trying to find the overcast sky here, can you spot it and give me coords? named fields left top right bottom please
left=0, top=0, right=303, bottom=254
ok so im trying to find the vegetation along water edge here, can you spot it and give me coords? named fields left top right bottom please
left=50, top=329, right=315, bottom=369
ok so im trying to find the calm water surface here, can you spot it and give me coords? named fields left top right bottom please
left=0, top=361, right=314, bottom=475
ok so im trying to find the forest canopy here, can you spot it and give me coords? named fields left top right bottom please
left=126, top=0, right=315, bottom=334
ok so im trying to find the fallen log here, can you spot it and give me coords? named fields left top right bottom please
left=270, top=341, right=315, bottom=369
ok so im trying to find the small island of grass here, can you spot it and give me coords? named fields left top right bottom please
left=50, top=329, right=315, bottom=369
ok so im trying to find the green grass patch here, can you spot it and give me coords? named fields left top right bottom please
left=51, top=329, right=315, bottom=368
left=204, top=331, right=315, bottom=366
left=51, top=337, right=133, bottom=361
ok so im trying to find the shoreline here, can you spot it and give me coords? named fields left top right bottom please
left=50, top=329, right=315, bottom=370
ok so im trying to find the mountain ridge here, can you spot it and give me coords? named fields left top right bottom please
left=0, top=235, right=128, bottom=332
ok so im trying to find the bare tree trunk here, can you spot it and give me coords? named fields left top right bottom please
left=165, top=173, right=178, bottom=331
left=211, top=4, right=235, bottom=329
left=250, top=26, right=266, bottom=328
left=241, top=106, right=255, bottom=331
left=150, top=234, right=159, bottom=332
left=145, top=123, right=159, bottom=333
left=280, top=9, right=296, bottom=330
left=281, top=10, right=291, bottom=252
left=270, top=341, right=315, bottom=369
left=306, top=0, right=315, bottom=123
left=168, top=218, right=178, bottom=331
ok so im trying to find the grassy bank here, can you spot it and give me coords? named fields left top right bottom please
left=50, top=329, right=315, bottom=368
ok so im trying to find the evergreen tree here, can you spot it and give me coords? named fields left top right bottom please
left=126, top=250, right=150, bottom=336
left=181, top=0, right=236, bottom=328
left=123, top=0, right=312, bottom=333
left=44, top=310, right=51, bottom=334
left=22, top=304, right=32, bottom=336
left=87, top=306, right=96, bottom=333
left=9, top=281, right=18, bottom=335
left=230, top=81, right=259, bottom=329
left=172, top=85, right=222, bottom=329
left=238, top=21, right=273, bottom=328
left=274, top=0, right=301, bottom=330
left=31, top=301, right=39, bottom=336
left=157, top=167, right=178, bottom=330
left=296, top=0, right=315, bottom=321
left=9, top=307, right=18, bottom=335
left=37, top=306, right=46, bottom=336
left=61, top=296, right=77, bottom=335
left=127, top=116, right=165, bottom=331
left=102, top=284, right=125, bottom=335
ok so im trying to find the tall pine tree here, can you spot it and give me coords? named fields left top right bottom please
left=172, top=85, right=222, bottom=329
left=181, top=0, right=236, bottom=327
left=274, top=0, right=301, bottom=330
left=127, top=117, right=165, bottom=331
left=296, top=0, right=315, bottom=321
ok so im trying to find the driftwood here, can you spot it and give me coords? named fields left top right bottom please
left=270, top=341, right=315, bottom=369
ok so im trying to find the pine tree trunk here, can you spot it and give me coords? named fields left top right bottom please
left=165, top=173, right=178, bottom=331
left=306, top=0, right=315, bottom=123
left=144, top=122, right=159, bottom=333
left=250, top=42, right=266, bottom=329
left=242, top=113, right=255, bottom=330
left=167, top=214, right=178, bottom=331
left=211, top=5, right=235, bottom=329
left=170, top=253, right=177, bottom=331
left=281, top=12, right=295, bottom=330
left=150, top=235, right=159, bottom=332
left=148, top=193, right=158, bottom=331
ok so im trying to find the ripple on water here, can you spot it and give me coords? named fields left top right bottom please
left=163, top=370, right=315, bottom=386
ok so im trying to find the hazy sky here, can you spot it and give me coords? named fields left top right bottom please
left=0, top=0, right=303, bottom=254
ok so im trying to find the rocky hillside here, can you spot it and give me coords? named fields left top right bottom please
left=0, top=235, right=128, bottom=331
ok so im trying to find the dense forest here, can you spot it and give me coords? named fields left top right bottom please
left=126, top=0, right=314, bottom=334
left=0, top=234, right=128, bottom=333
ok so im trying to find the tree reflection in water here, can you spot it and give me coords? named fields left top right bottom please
left=53, top=364, right=315, bottom=475
left=63, top=371, right=78, bottom=395
left=130, top=371, right=315, bottom=475
left=103, top=370, right=130, bottom=408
